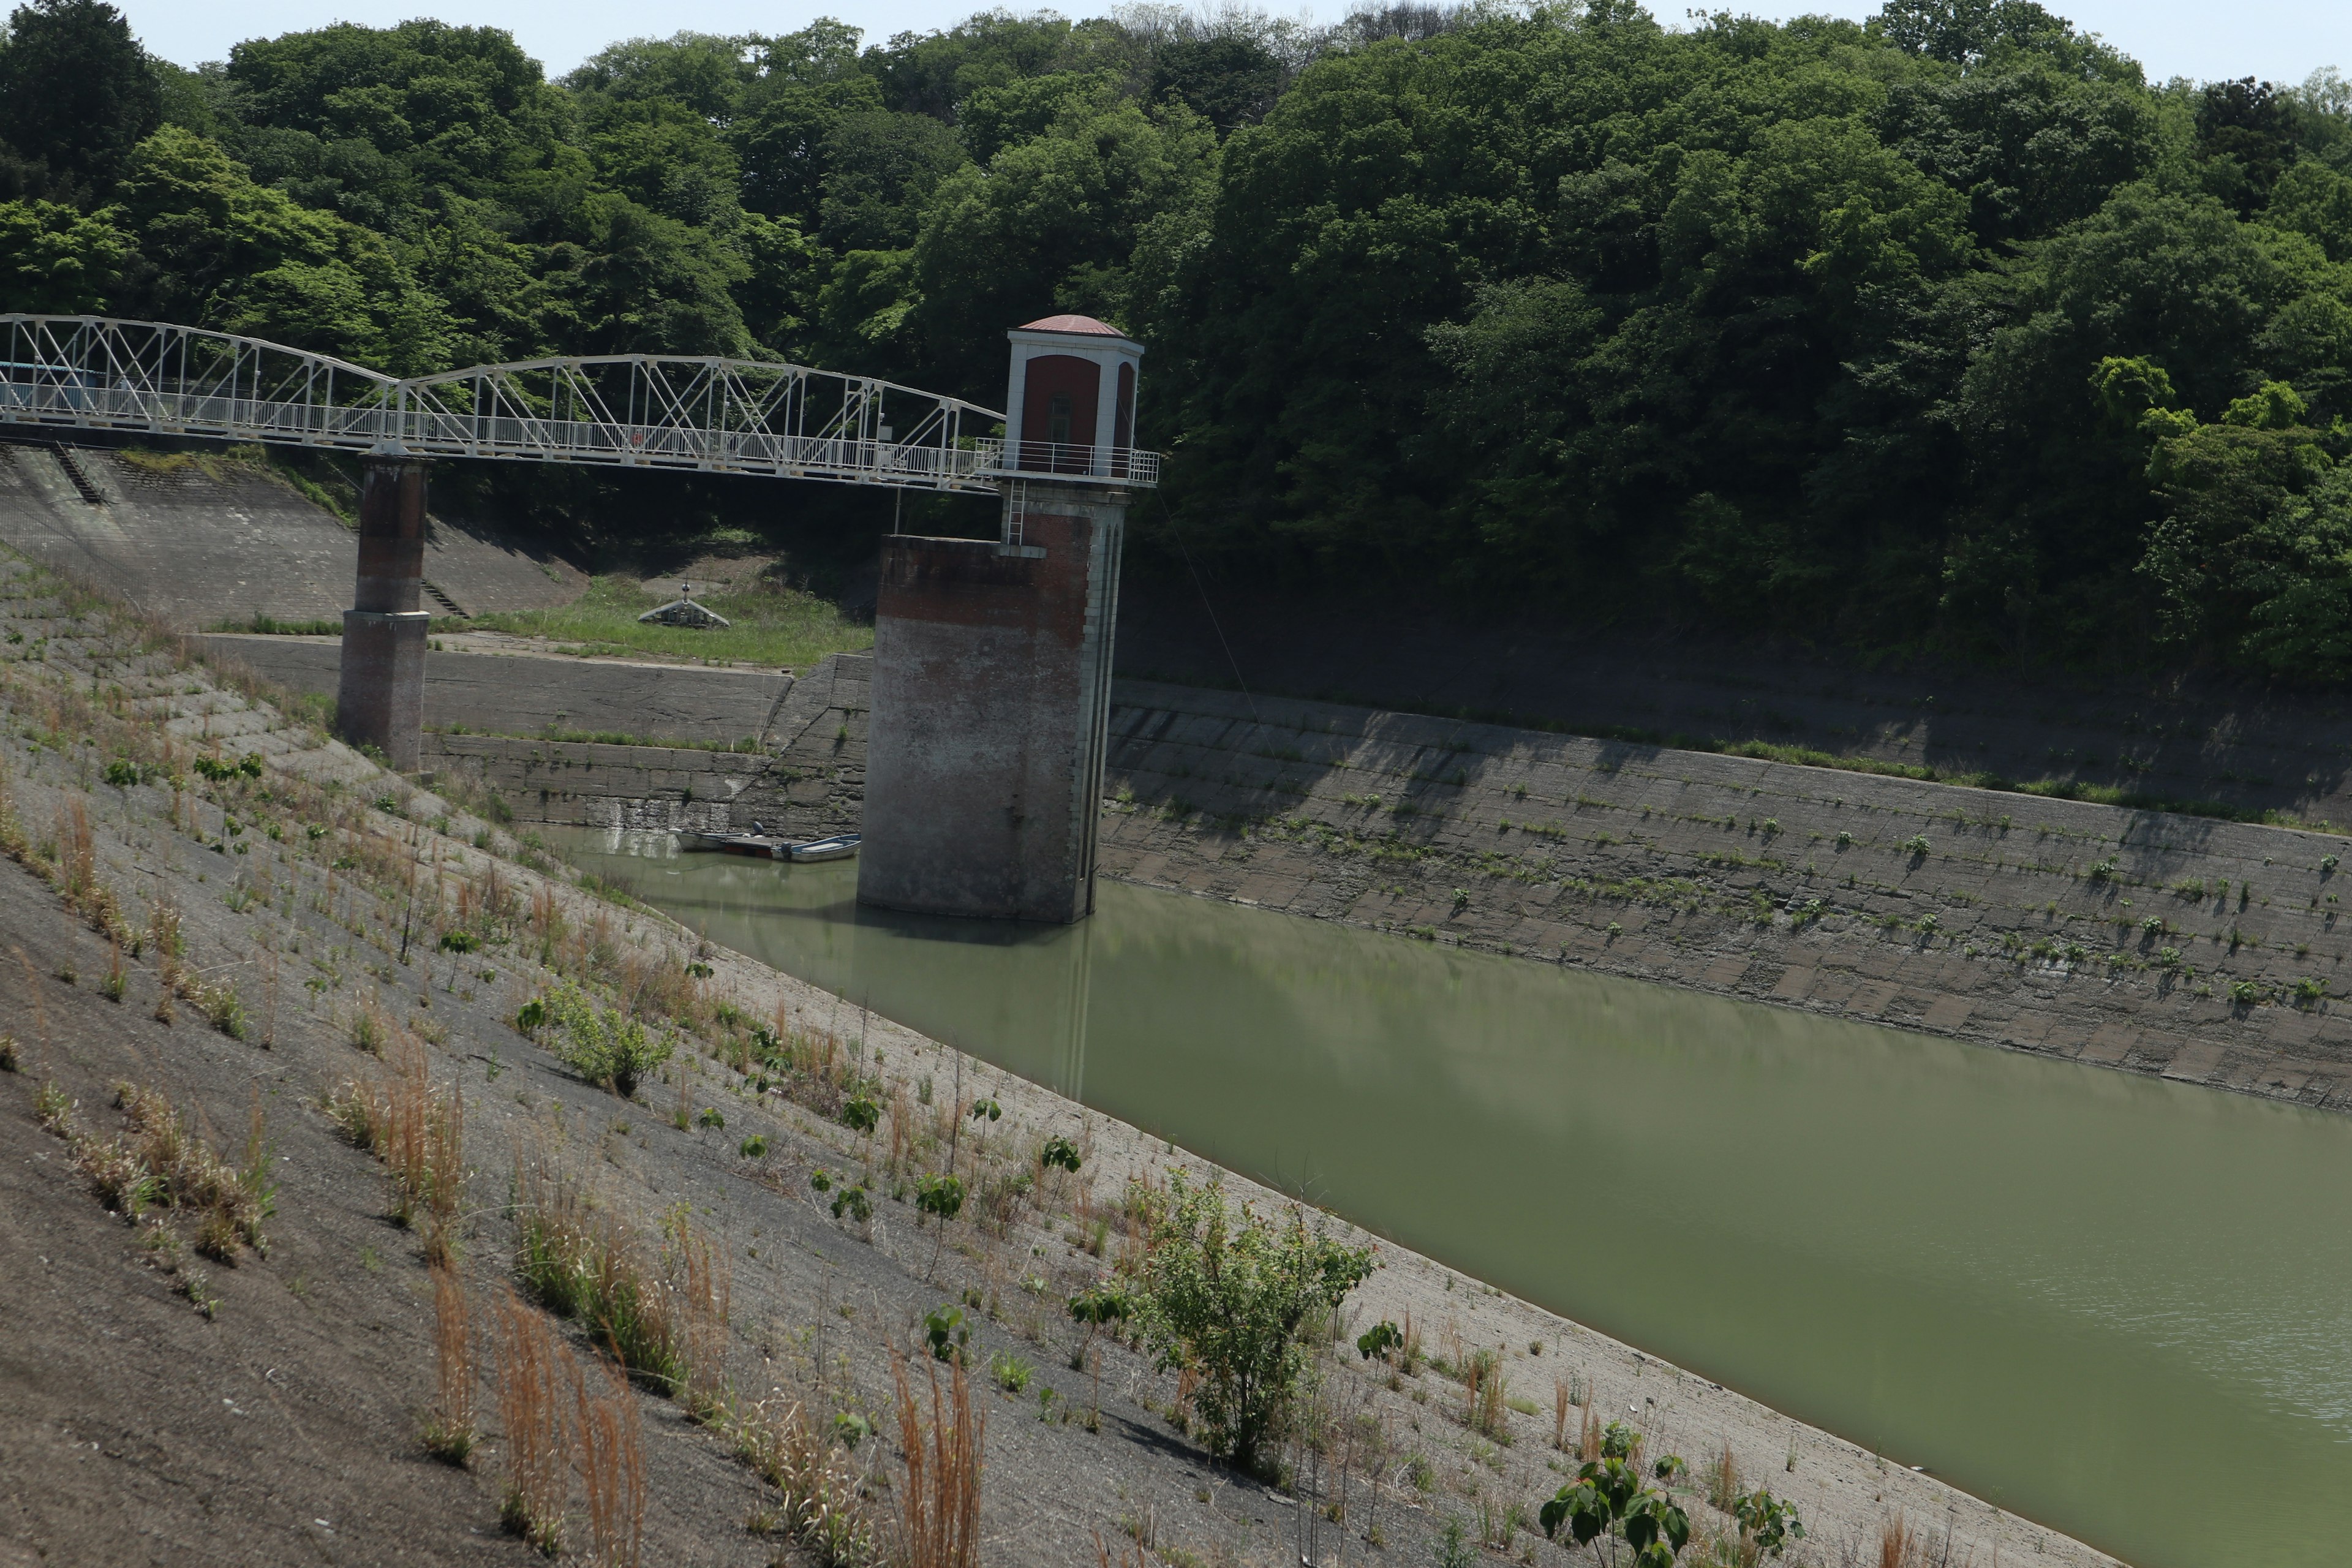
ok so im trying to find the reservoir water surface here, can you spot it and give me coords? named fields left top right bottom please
left=554, top=827, right=2352, bottom=1568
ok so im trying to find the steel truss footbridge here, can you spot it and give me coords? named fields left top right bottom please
left=0, top=315, right=1159, bottom=491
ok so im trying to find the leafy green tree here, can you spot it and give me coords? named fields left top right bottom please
left=0, top=198, right=132, bottom=311
left=817, top=109, right=968, bottom=252
left=589, top=97, right=742, bottom=228
left=567, top=190, right=750, bottom=355
left=111, top=126, right=447, bottom=370
left=0, top=0, right=161, bottom=196
left=2139, top=392, right=2352, bottom=681
left=1125, top=1172, right=1374, bottom=1470
left=1148, top=36, right=1283, bottom=135
left=907, top=94, right=1213, bottom=394
left=731, top=21, right=878, bottom=224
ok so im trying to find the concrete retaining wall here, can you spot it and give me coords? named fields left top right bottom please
left=235, top=617, right=2352, bottom=1112
left=193, top=633, right=794, bottom=748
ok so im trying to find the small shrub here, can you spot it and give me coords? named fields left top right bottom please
left=1732, top=1488, right=1806, bottom=1559
left=538, top=981, right=673, bottom=1098
left=1126, top=1172, right=1376, bottom=1468
left=738, top=1134, right=768, bottom=1159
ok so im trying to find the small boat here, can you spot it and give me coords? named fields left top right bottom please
left=679, top=827, right=796, bottom=858
left=788, top=832, right=861, bottom=863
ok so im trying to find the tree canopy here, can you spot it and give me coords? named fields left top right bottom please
left=3, top=0, right=2352, bottom=679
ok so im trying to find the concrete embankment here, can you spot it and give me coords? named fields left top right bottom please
left=194, top=632, right=800, bottom=748
left=1095, top=682, right=2352, bottom=1110
left=0, top=439, right=581, bottom=627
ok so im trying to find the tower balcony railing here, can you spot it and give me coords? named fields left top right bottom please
left=977, top=437, right=1161, bottom=487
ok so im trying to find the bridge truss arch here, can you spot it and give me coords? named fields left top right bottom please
left=0, top=315, right=1158, bottom=493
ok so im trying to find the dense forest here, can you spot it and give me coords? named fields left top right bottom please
left=3, top=0, right=2352, bottom=679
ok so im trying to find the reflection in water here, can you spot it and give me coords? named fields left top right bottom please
left=560, top=826, right=2352, bottom=1568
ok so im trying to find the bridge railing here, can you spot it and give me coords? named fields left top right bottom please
left=0, top=380, right=404, bottom=448
left=0, top=315, right=1162, bottom=492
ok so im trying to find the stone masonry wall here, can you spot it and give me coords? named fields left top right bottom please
left=1092, top=682, right=2352, bottom=1113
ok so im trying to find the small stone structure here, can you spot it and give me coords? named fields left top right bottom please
left=638, top=583, right=730, bottom=628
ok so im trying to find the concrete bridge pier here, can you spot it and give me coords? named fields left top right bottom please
left=858, top=479, right=1127, bottom=922
left=334, top=448, right=430, bottom=771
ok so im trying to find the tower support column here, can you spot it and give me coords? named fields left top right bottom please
left=334, top=448, right=430, bottom=771
left=858, top=478, right=1126, bottom=922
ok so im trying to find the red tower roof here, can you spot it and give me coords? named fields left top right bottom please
left=1017, top=314, right=1124, bottom=336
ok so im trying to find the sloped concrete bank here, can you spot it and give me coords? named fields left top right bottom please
left=0, top=439, right=581, bottom=627
left=1095, top=683, right=2352, bottom=1111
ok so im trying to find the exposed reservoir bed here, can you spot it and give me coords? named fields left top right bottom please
left=556, top=826, right=2352, bottom=1568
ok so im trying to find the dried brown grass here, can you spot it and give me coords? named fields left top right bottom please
left=571, top=1355, right=646, bottom=1568
left=496, top=1289, right=569, bottom=1556
left=1880, top=1515, right=1921, bottom=1568
left=663, top=1204, right=733, bottom=1417
left=1708, top=1445, right=1742, bottom=1512
left=326, top=1033, right=465, bottom=1257
left=423, top=1264, right=479, bottom=1464
left=894, top=1347, right=984, bottom=1568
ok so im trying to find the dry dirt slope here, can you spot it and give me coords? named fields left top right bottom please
left=0, top=554, right=2113, bottom=1568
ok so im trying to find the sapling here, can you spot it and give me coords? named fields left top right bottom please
left=1732, top=1488, right=1806, bottom=1559
left=1540, top=1443, right=1692, bottom=1568
left=1123, top=1173, right=1375, bottom=1469
left=915, top=1172, right=965, bottom=1273
left=924, top=1305, right=971, bottom=1364
left=1068, top=1282, right=1130, bottom=1426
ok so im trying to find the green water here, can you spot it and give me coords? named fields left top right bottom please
left=559, top=827, right=2352, bottom=1568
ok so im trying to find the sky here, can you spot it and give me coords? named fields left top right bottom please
left=119, top=0, right=2349, bottom=88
